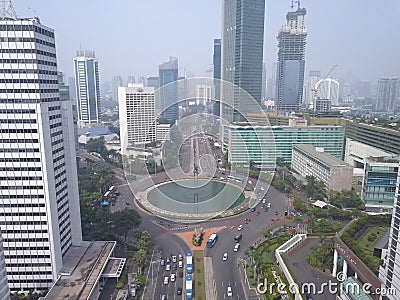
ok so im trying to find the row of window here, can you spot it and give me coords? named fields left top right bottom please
left=1, top=37, right=55, bottom=48
left=0, top=167, right=41, bottom=171
left=0, top=88, right=58, bottom=93
left=0, top=118, right=37, bottom=123
left=53, top=155, right=64, bottom=164
left=0, top=138, right=38, bottom=143
left=0, top=24, right=55, bottom=38
left=48, top=105, right=60, bottom=112
left=0, top=176, right=42, bottom=181
left=0, top=157, right=40, bottom=162
left=6, top=262, right=52, bottom=268
left=0, top=48, right=56, bottom=58
left=1, top=69, right=58, bottom=75
left=54, top=162, right=65, bottom=172
left=0, top=109, right=35, bottom=114
left=50, top=130, right=62, bottom=138
left=2, top=229, right=48, bottom=234
left=0, top=98, right=59, bottom=104
left=6, top=255, right=50, bottom=259
left=49, top=113, right=61, bottom=120
left=50, top=122, right=61, bottom=129
left=6, top=270, right=52, bottom=276
left=0, top=128, right=38, bottom=133
left=0, top=59, right=57, bottom=66
left=0, top=78, right=58, bottom=84
left=0, top=220, right=47, bottom=226
left=0, top=186, right=44, bottom=190
left=0, top=148, right=39, bottom=152
left=51, top=138, right=63, bottom=147
left=0, top=202, right=45, bottom=207
left=54, top=169, right=66, bottom=180
left=0, top=211, right=46, bottom=216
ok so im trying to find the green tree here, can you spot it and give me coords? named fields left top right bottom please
left=133, top=249, right=147, bottom=274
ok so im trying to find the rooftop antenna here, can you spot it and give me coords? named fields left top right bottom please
left=1, top=0, right=17, bottom=19
left=291, top=0, right=294, bottom=10
left=295, top=0, right=301, bottom=10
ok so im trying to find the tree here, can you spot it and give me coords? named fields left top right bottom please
left=133, top=249, right=147, bottom=274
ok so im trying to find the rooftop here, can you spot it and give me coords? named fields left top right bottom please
left=293, top=144, right=350, bottom=168
left=42, top=241, right=116, bottom=300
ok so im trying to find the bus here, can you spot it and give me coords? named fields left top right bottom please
left=227, top=175, right=244, bottom=184
left=103, top=191, right=111, bottom=200
left=207, top=233, right=218, bottom=248
left=186, top=252, right=193, bottom=274
left=108, top=185, right=116, bottom=192
left=185, top=275, right=193, bottom=299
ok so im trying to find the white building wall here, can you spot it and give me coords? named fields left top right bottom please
left=0, top=18, right=82, bottom=293
left=0, top=231, right=10, bottom=300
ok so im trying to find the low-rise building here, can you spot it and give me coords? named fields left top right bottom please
left=362, top=156, right=399, bottom=213
left=291, top=144, right=353, bottom=192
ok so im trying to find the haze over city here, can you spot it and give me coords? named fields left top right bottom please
left=14, top=0, right=400, bottom=82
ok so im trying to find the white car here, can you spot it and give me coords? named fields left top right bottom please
left=178, top=254, right=183, bottom=261
left=172, top=255, right=177, bottom=263
left=164, top=276, right=169, bottom=285
left=170, top=273, right=176, bottom=282
left=223, top=253, right=228, bottom=261
left=261, top=187, right=265, bottom=191
left=178, top=261, right=183, bottom=268
left=237, top=225, right=243, bottom=231
left=227, top=286, right=233, bottom=297
left=234, top=243, right=240, bottom=252
left=267, top=202, right=271, bottom=208
left=166, top=264, right=171, bottom=271
left=262, top=199, right=266, bottom=204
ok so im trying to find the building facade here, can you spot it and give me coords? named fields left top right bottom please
left=221, top=0, right=265, bottom=122
left=196, top=84, right=212, bottom=106
left=224, top=124, right=344, bottom=165
left=73, top=50, right=100, bottom=127
left=275, top=5, right=307, bottom=110
left=159, top=57, right=178, bottom=121
left=292, top=144, right=353, bottom=192
left=380, top=163, right=400, bottom=300
left=156, top=124, right=171, bottom=142
left=0, top=231, right=10, bottom=300
left=213, top=38, right=221, bottom=117
left=375, top=78, right=400, bottom=112
left=362, top=157, right=399, bottom=213
left=304, top=70, right=321, bottom=107
left=118, top=85, right=156, bottom=156
left=0, top=17, right=82, bottom=292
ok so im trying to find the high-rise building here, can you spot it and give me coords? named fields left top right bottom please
left=159, top=57, right=178, bottom=121
left=0, top=231, right=10, bottom=300
left=0, top=16, right=82, bottom=292
left=221, top=0, right=265, bottom=122
left=196, top=84, right=212, bottom=106
left=315, top=77, right=339, bottom=106
left=73, top=50, right=100, bottom=127
left=380, top=162, right=400, bottom=299
left=147, top=76, right=159, bottom=89
left=262, top=63, right=267, bottom=100
left=375, top=78, right=400, bottom=112
left=304, top=70, right=321, bottom=107
left=275, top=4, right=307, bottom=110
left=112, top=76, right=124, bottom=102
left=58, top=72, right=70, bottom=102
left=213, top=38, right=221, bottom=117
left=266, top=63, right=277, bottom=100
left=118, top=85, right=156, bottom=156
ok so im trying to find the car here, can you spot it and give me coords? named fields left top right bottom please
left=256, top=211, right=260, bottom=216
left=178, top=254, right=183, bottom=261
left=234, top=233, right=242, bottom=242
left=261, top=187, right=265, bottom=191
left=172, top=264, right=177, bottom=270
left=271, top=219, right=275, bottom=222
left=262, top=199, right=266, bottom=204
left=166, top=264, right=171, bottom=271
left=223, top=253, right=228, bottom=261
left=251, top=207, right=255, bottom=212
left=160, top=259, right=165, bottom=266
left=170, top=273, right=176, bottom=282
left=177, top=287, right=182, bottom=295
left=227, top=286, right=233, bottom=297
left=178, top=271, right=184, bottom=278
left=275, top=211, right=279, bottom=215
left=163, top=276, right=169, bottom=285
left=161, top=295, right=167, bottom=300
left=234, top=243, right=240, bottom=252
left=172, top=255, right=177, bottom=263
left=178, top=261, right=183, bottom=268
left=125, top=202, right=130, bottom=205
left=166, top=258, right=170, bottom=263
left=267, top=202, right=271, bottom=208
left=237, top=224, right=243, bottom=231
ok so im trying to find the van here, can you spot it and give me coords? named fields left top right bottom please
left=164, top=276, right=169, bottom=285
left=234, top=233, right=242, bottom=242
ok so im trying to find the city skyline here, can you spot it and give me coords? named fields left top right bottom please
left=11, top=0, right=400, bottom=83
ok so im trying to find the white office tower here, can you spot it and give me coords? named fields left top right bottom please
left=0, top=16, right=82, bottom=292
left=73, top=50, right=100, bottom=127
left=0, top=231, right=10, bottom=300
left=380, top=163, right=400, bottom=299
left=315, top=77, right=339, bottom=106
left=118, top=84, right=156, bottom=156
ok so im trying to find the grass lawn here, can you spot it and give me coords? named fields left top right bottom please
left=193, top=250, right=206, bottom=300
left=357, top=226, right=388, bottom=251
left=253, top=236, right=290, bottom=265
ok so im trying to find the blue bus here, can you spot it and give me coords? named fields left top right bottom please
left=207, top=233, right=218, bottom=248
left=185, top=275, right=193, bottom=299
left=186, top=252, right=193, bottom=274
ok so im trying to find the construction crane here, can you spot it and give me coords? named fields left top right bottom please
left=0, top=0, right=17, bottom=19
left=311, top=64, right=338, bottom=94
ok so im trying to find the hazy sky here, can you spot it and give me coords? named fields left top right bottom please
left=13, top=0, right=400, bottom=84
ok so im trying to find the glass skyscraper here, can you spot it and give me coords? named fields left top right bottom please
left=159, top=57, right=178, bottom=122
left=73, top=50, right=100, bottom=127
left=221, top=0, right=265, bottom=122
left=213, top=38, right=221, bottom=117
left=276, top=5, right=307, bottom=110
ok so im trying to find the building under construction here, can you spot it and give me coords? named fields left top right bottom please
left=275, top=2, right=307, bottom=111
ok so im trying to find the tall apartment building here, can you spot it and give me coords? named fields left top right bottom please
left=276, top=4, right=307, bottom=110
left=221, top=0, right=265, bottom=122
left=362, top=157, right=399, bottom=213
left=118, top=85, right=156, bottom=156
left=0, top=16, right=82, bottom=292
left=375, top=78, right=400, bottom=112
left=380, top=163, right=400, bottom=299
left=0, top=231, right=10, bottom=300
left=223, top=124, right=344, bottom=165
left=292, top=144, right=353, bottom=192
left=73, top=50, right=100, bottom=127
left=213, top=38, right=221, bottom=117
left=159, top=57, right=178, bottom=122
